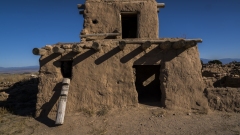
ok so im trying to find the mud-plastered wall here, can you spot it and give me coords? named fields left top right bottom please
left=36, top=41, right=208, bottom=117
left=160, top=46, right=209, bottom=112
left=36, top=41, right=164, bottom=117
left=82, top=0, right=158, bottom=38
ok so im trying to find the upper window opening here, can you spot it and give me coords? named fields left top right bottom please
left=121, top=13, right=138, bottom=39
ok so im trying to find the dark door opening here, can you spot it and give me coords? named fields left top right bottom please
left=61, top=61, right=73, bottom=78
left=133, top=65, right=161, bottom=106
left=121, top=13, right=138, bottom=39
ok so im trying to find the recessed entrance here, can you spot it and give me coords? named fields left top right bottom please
left=61, top=61, right=73, bottom=78
left=133, top=65, right=161, bottom=106
left=121, top=13, right=138, bottom=39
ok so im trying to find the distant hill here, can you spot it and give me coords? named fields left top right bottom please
left=0, top=66, right=39, bottom=74
left=1, top=58, right=240, bottom=74
left=201, top=58, right=240, bottom=64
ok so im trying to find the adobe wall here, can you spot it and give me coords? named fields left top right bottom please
left=81, top=0, right=158, bottom=39
left=36, top=40, right=208, bottom=117
left=160, top=46, right=208, bottom=112
left=205, top=87, right=240, bottom=112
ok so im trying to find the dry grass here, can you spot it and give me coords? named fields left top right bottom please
left=0, top=73, right=38, bottom=83
left=0, top=107, right=10, bottom=115
left=80, top=108, right=94, bottom=117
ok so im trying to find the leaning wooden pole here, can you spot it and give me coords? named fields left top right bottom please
left=55, top=78, right=70, bottom=125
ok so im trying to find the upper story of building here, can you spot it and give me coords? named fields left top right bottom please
left=78, top=0, right=165, bottom=41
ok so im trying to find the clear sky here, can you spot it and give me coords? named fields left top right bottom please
left=0, top=0, right=240, bottom=67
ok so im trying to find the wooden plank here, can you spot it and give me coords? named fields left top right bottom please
left=121, top=39, right=202, bottom=44
left=32, top=48, right=46, bottom=55
left=121, top=12, right=138, bottom=14
left=55, top=96, right=67, bottom=125
left=157, top=3, right=165, bottom=8
left=80, top=33, right=121, bottom=38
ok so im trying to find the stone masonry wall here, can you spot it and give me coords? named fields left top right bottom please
left=202, top=64, right=240, bottom=88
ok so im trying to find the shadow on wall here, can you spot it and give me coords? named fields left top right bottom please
left=0, top=78, right=38, bottom=116
left=95, top=46, right=121, bottom=65
left=32, top=46, right=188, bottom=126
left=36, top=82, right=62, bottom=127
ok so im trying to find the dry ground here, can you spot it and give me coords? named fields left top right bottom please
left=0, top=73, right=240, bottom=135
left=0, top=105, right=240, bottom=135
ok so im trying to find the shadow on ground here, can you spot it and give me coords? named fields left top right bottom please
left=0, top=78, right=38, bottom=116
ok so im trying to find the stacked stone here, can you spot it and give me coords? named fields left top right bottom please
left=202, top=63, right=240, bottom=88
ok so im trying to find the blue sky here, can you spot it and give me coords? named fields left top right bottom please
left=0, top=0, right=239, bottom=67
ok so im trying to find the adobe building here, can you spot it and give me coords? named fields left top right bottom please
left=33, top=0, right=209, bottom=121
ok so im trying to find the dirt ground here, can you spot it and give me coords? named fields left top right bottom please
left=0, top=75, right=240, bottom=135
left=1, top=104, right=240, bottom=135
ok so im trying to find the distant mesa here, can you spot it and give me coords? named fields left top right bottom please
left=0, top=66, right=39, bottom=74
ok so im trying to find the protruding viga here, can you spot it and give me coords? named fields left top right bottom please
left=72, top=45, right=83, bottom=53
left=159, top=41, right=171, bottom=50
left=53, top=47, right=65, bottom=54
left=141, top=41, right=151, bottom=50
left=32, top=48, right=46, bottom=55
left=119, top=41, right=126, bottom=50
left=91, top=42, right=101, bottom=51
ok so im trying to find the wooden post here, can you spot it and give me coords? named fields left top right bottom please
left=61, top=85, right=69, bottom=96
left=119, top=41, right=126, bottom=50
left=91, top=42, right=101, bottom=51
left=159, top=41, right=171, bottom=50
left=53, top=47, right=65, bottom=54
left=172, top=40, right=185, bottom=49
left=32, top=48, right=46, bottom=55
left=55, top=96, right=67, bottom=125
left=62, top=78, right=70, bottom=85
left=55, top=78, right=70, bottom=125
left=72, top=45, right=83, bottom=53
left=141, top=41, right=151, bottom=50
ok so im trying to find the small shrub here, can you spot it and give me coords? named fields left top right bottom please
left=96, top=107, right=108, bottom=116
left=208, top=60, right=222, bottom=65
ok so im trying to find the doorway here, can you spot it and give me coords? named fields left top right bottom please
left=133, top=65, right=161, bottom=106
